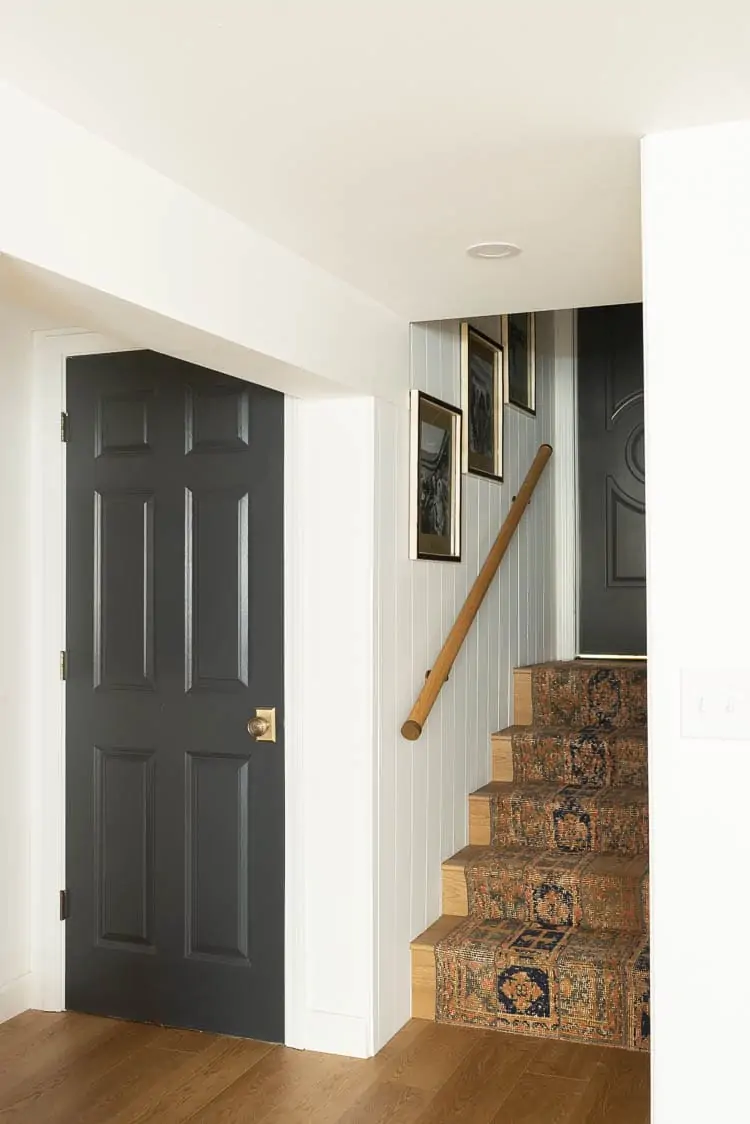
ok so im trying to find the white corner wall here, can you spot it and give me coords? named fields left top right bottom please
left=285, top=397, right=377, bottom=1057
left=0, top=81, right=408, bottom=402
left=642, top=120, right=750, bottom=1121
left=0, top=301, right=68, bottom=1021
left=373, top=313, right=557, bottom=1047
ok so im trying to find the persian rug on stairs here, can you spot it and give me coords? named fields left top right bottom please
left=434, top=661, right=650, bottom=1051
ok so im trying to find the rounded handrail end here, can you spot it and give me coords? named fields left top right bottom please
left=401, top=719, right=423, bottom=741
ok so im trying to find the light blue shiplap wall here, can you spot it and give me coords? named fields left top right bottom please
left=374, top=312, right=557, bottom=1048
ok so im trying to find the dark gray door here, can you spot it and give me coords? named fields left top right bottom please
left=65, top=350, right=284, bottom=1041
left=578, top=304, right=646, bottom=656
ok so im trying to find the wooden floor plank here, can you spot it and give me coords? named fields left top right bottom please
left=334, top=1079, right=432, bottom=1124
left=490, top=1072, right=586, bottom=1123
left=414, top=1032, right=540, bottom=1123
left=379, top=1021, right=485, bottom=1093
left=570, top=1049, right=650, bottom=1124
left=0, top=1021, right=156, bottom=1124
left=180, top=1043, right=336, bottom=1123
left=0, top=1013, right=123, bottom=1112
left=0, top=1012, right=650, bottom=1124
left=130, top=1038, right=273, bottom=1124
left=525, top=1039, right=612, bottom=1081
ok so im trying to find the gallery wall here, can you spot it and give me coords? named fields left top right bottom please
left=373, top=312, right=558, bottom=1048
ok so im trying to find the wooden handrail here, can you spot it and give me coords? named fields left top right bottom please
left=401, top=443, right=553, bottom=740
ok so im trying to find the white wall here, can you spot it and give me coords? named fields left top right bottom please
left=285, top=397, right=377, bottom=1057
left=373, top=313, right=557, bottom=1047
left=0, top=81, right=408, bottom=403
left=0, top=300, right=68, bottom=1020
left=642, top=120, right=750, bottom=1121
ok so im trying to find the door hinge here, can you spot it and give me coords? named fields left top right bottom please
left=60, top=412, right=69, bottom=442
left=59, top=890, right=69, bottom=921
left=60, top=650, right=68, bottom=680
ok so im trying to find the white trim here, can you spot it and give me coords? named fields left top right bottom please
left=552, top=309, right=579, bottom=659
left=30, top=330, right=132, bottom=1012
left=30, top=332, right=367, bottom=1056
left=283, top=396, right=306, bottom=1050
left=0, top=973, right=34, bottom=1024
left=282, top=397, right=377, bottom=1058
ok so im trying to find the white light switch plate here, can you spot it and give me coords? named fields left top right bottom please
left=680, top=668, right=750, bottom=740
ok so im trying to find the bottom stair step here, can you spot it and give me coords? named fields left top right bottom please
left=411, top=915, right=649, bottom=1052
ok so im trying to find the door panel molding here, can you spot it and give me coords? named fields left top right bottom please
left=93, top=745, right=156, bottom=951
left=93, top=490, right=156, bottom=692
left=184, top=751, right=251, bottom=965
left=184, top=487, right=250, bottom=693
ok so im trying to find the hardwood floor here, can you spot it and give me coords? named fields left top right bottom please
left=0, top=1011, right=649, bottom=1123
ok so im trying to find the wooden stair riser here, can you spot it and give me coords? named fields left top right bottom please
left=470, top=786, right=648, bottom=856
left=411, top=915, right=461, bottom=1021
left=442, top=850, right=648, bottom=932
left=526, top=663, right=647, bottom=728
left=513, top=667, right=533, bottom=726
left=492, top=728, right=648, bottom=788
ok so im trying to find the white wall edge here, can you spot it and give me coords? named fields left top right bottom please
left=0, top=973, right=34, bottom=1024
left=283, top=395, right=307, bottom=1051
left=552, top=308, right=579, bottom=659
left=30, top=329, right=133, bottom=1012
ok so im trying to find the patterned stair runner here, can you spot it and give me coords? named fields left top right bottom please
left=435, top=661, right=650, bottom=1051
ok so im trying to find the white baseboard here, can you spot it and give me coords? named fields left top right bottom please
left=0, top=973, right=33, bottom=1024
left=289, top=1011, right=373, bottom=1059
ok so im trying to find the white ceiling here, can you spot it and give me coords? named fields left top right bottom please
left=2, top=0, right=750, bottom=321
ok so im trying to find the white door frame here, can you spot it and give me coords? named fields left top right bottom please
left=552, top=309, right=580, bottom=660
left=29, top=331, right=311, bottom=1045
left=30, top=330, right=133, bottom=1011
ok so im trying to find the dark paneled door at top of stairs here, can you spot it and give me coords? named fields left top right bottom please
left=578, top=303, right=646, bottom=656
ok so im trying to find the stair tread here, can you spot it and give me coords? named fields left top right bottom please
left=444, top=844, right=648, bottom=874
left=471, top=781, right=648, bottom=857
left=434, top=914, right=649, bottom=1051
left=472, top=781, right=648, bottom=800
left=411, top=914, right=464, bottom=951
left=442, top=844, right=648, bottom=931
left=494, top=723, right=647, bottom=738
left=437, top=914, right=647, bottom=945
left=412, top=661, right=651, bottom=1052
left=520, top=660, right=647, bottom=670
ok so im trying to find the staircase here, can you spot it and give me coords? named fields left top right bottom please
left=411, top=660, right=650, bottom=1052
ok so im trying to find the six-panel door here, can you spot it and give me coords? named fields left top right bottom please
left=65, top=350, right=284, bottom=1040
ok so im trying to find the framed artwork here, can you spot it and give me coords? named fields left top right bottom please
left=409, top=390, right=462, bottom=561
left=503, top=312, right=536, bottom=415
left=460, top=323, right=503, bottom=481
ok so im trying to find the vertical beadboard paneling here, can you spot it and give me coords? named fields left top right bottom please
left=374, top=311, right=559, bottom=1051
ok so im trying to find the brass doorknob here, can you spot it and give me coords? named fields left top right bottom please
left=247, top=716, right=270, bottom=738
left=246, top=708, right=276, bottom=742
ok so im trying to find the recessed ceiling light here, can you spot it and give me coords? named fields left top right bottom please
left=466, top=241, right=521, bottom=260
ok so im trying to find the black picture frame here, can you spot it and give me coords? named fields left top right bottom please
left=460, top=323, right=503, bottom=481
left=409, top=390, right=462, bottom=562
left=503, top=312, right=536, bottom=415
